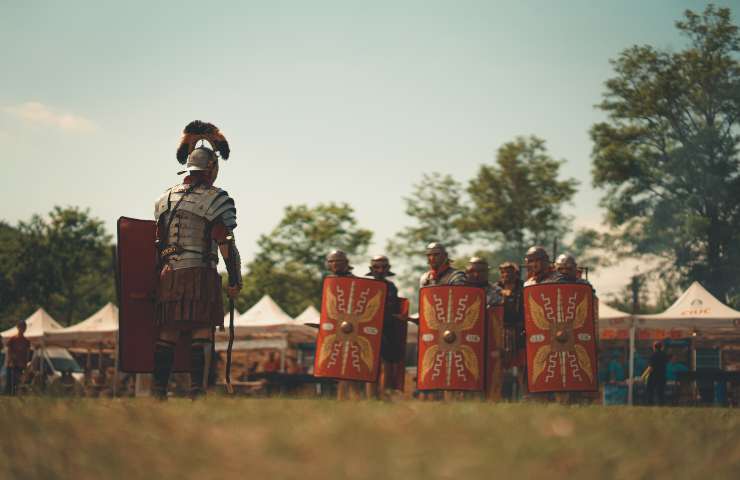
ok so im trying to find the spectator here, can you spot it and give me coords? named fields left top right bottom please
left=4, top=320, right=31, bottom=395
left=666, top=355, right=689, bottom=382
left=643, top=341, right=669, bottom=406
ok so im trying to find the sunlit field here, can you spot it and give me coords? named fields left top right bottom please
left=1, top=397, right=738, bottom=480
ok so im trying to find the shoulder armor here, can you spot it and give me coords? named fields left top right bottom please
left=154, top=187, right=173, bottom=221
left=204, top=188, right=237, bottom=229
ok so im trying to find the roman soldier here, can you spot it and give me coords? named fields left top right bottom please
left=152, top=120, right=242, bottom=399
left=523, top=246, right=557, bottom=286
left=496, top=261, right=526, bottom=399
left=419, top=242, right=466, bottom=287
left=365, top=255, right=406, bottom=399
left=554, top=254, right=590, bottom=284
left=323, top=250, right=363, bottom=400
left=465, top=257, right=503, bottom=306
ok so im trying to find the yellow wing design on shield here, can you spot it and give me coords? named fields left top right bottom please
left=531, top=345, right=552, bottom=383
left=356, top=291, right=382, bottom=324
left=317, top=334, right=337, bottom=367
left=355, top=336, right=375, bottom=371
left=422, top=296, right=441, bottom=330
left=460, top=297, right=482, bottom=331
left=325, top=288, right=339, bottom=319
left=574, top=295, right=589, bottom=329
left=528, top=294, right=550, bottom=330
left=420, top=345, right=440, bottom=380
left=459, top=345, right=480, bottom=380
left=574, top=344, right=594, bottom=383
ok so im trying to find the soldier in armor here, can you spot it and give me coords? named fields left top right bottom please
left=465, top=257, right=503, bottom=306
left=323, top=250, right=362, bottom=400
left=365, top=255, right=406, bottom=399
left=152, top=120, right=242, bottom=399
left=523, top=246, right=557, bottom=287
left=496, top=261, right=526, bottom=400
left=554, top=254, right=590, bottom=284
left=419, top=242, right=466, bottom=287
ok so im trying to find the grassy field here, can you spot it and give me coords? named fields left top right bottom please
left=1, top=397, right=739, bottom=480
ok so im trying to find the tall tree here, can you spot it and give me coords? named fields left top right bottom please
left=463, top=136, right=577, bottom=258
left=387, top=173, right=470, bottom=291
left=0, top=207, right=114, bottom=328
left=590, top=5, right=740, bottom=303
left=238, top=202, right=372, bottom=316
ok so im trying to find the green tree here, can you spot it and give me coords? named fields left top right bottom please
left=387, top=173, right=470, bottom=291
left=463, top=136, right=577, bottom=259
left=590, top=5, right=740, bottom=304
left=237, top=203, right=373, bottom=316
left=0, top=207, right=114, bottom=328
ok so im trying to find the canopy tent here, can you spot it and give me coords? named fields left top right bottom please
left=598, top=300, right=632, bottom=340
left=635, top=281, right=740, bottom=331
left=1, top=308, right=64, bottom=345
left=47, top=303, right=119, bottom=347
left=238, top=295, right=294, bottom=327
left=293, top=305, right=320, bottom=327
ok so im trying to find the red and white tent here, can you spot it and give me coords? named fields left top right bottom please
left=1, top=308, right=64, bottom=345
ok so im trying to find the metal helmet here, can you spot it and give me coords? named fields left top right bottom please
left=326, top=249, right=353, bottom=270
left=177, top=147, right=217, bottom=175
left=467, top=256, right=489, bottom=269
left=554, top=254, right=577, bottom=269
left=425, top=242, right=448, bottom=256
left=498, top=261, right=520, bottom=273
left=524, top=246, right=549, bottom=262
left=367, top=255, right=395, bottom=277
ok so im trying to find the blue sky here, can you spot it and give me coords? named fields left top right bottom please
left=2, top=0, right=736, bottom=296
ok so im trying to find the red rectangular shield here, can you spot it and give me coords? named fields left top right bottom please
left=524, top=283, right=598, bottom=393
left=485, top=305, right=505, bottom=400
left=417, top=285, right=486, bottom=391
left=117, top=217, right=189, bottom=373
left=313, top=276, right=387, bottom=382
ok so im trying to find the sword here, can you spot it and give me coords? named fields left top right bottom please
left=224, top=234, right=238, bottom=395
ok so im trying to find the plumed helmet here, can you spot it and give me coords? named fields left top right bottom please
left=176, top=120, right=230, bottom=165
left=177, top=147, right=217, bottom=175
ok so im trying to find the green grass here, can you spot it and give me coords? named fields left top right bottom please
left=1, top=397, right=739, bottom=480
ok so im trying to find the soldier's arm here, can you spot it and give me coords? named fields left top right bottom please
left=212, top=222, right=242, bottom=297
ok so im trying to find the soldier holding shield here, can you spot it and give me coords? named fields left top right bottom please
left=151, top=121, right=242, bottom=399
left=419, top=242, right=467, bottom=287
left=496, top=261, right=526, bottom=400
left=523, top=246, right=557, bottom=286
left=554, top=254, right=591, bottom=285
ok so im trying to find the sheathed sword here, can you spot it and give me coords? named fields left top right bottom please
left=225, top=234, right=237, bottom=394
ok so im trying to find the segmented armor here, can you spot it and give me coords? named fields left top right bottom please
left=155, top=183, right=237, bottom=270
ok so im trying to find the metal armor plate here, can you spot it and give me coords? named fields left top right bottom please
left=524, top=283, right=597, bottom=393
left=485, top=304, right=505, bottom=400
left=417, top=285, right=486, bottom=391
left=117, top=217, right=190, bottom=373
left=314, top=276, right=388, bottom=382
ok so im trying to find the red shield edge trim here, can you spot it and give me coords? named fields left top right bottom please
left=313, top=276, right=387, bottom=382
left=524, top=283, right=598, bottom=393
left=485, top=305, right=505, bottom=400
left=117, top=217, right=189, bottom=373
left=417, top=285, right=486, bottom=391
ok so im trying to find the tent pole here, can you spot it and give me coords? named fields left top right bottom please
left=628, top=324, right=636, bottom=406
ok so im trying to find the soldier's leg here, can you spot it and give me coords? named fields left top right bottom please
left=152, top=328, right=179, bottom=400
left=190, top=328, right=212, bottom=398
left=365, top=380, right=379, bottom=400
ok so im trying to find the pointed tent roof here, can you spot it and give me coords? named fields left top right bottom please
left=1, top=308, right=64, bottom=342
left=294, top=305, right=320, bottom=326
left=238, top=295, right=294, bottom=327
left=48, top=303, right=119, bottom=345
left=636, top=281, right=740, bottom=329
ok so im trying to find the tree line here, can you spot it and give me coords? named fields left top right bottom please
left=1, top=5, right=738, bottom=327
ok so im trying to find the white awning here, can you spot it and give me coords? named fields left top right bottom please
left=1, top=308, right=64, bottom=344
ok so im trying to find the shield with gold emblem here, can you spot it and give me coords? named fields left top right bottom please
left=314, top=276, right=387, bottom=382
left=524, top=283, right=597, bottom=393
left=417, top=285, right=486, bottom=391
left=485, top=304, right=505, bottom=400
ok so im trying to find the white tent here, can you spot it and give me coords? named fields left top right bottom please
left=1, top=308, right=64, bottom=345
left=48, top=303, right=119, bottom=346
left=236, top=295, right=294, bottom=327
left=635, top=281, right=740, bottom=330
left=293, top=305, right=320, bottom=327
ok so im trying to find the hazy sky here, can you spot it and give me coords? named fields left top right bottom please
left=2, top=0, right=736, bottom=297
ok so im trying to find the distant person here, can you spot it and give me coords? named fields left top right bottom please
left=263, top=352, right=281, bottom=373
left=666, top=355, right=689, bottom=382
left=643, top=341, right=669, bottom=406
left=4, top=320, right=31, bottom=395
